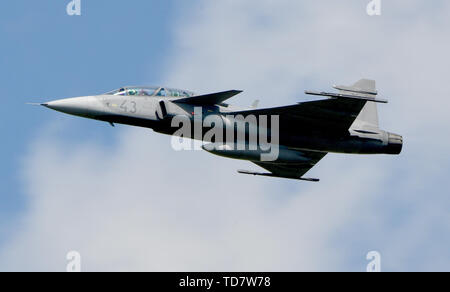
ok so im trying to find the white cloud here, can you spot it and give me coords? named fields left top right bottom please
left=1, top=0, right=450, bottom=271
left=0, top=125, right=386, bottom=271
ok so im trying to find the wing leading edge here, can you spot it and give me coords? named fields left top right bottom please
left=229, top=79, right=382, bottom=135
left=229, top=98, right=367, bottom=135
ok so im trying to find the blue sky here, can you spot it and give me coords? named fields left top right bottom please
left=0, top=1, right=178, bottom=242
left=1, top=0, right=449, bottom=271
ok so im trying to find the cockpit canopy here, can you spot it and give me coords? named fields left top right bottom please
left=103, top=86, right=195, bottom=98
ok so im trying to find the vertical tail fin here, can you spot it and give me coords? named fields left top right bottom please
left=334, top=79, right=379, bottom=128
left=356, top=101, right=379, bottom=127
left=334, top=79, right=377, bottom=96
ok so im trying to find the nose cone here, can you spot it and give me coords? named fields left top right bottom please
left=43, top=96, right=104, bottom=118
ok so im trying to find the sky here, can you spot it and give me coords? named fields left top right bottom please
left=0, top=0, right=449, bottom=271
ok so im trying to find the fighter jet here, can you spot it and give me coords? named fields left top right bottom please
left=36, top=79, right=402, bottom=181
